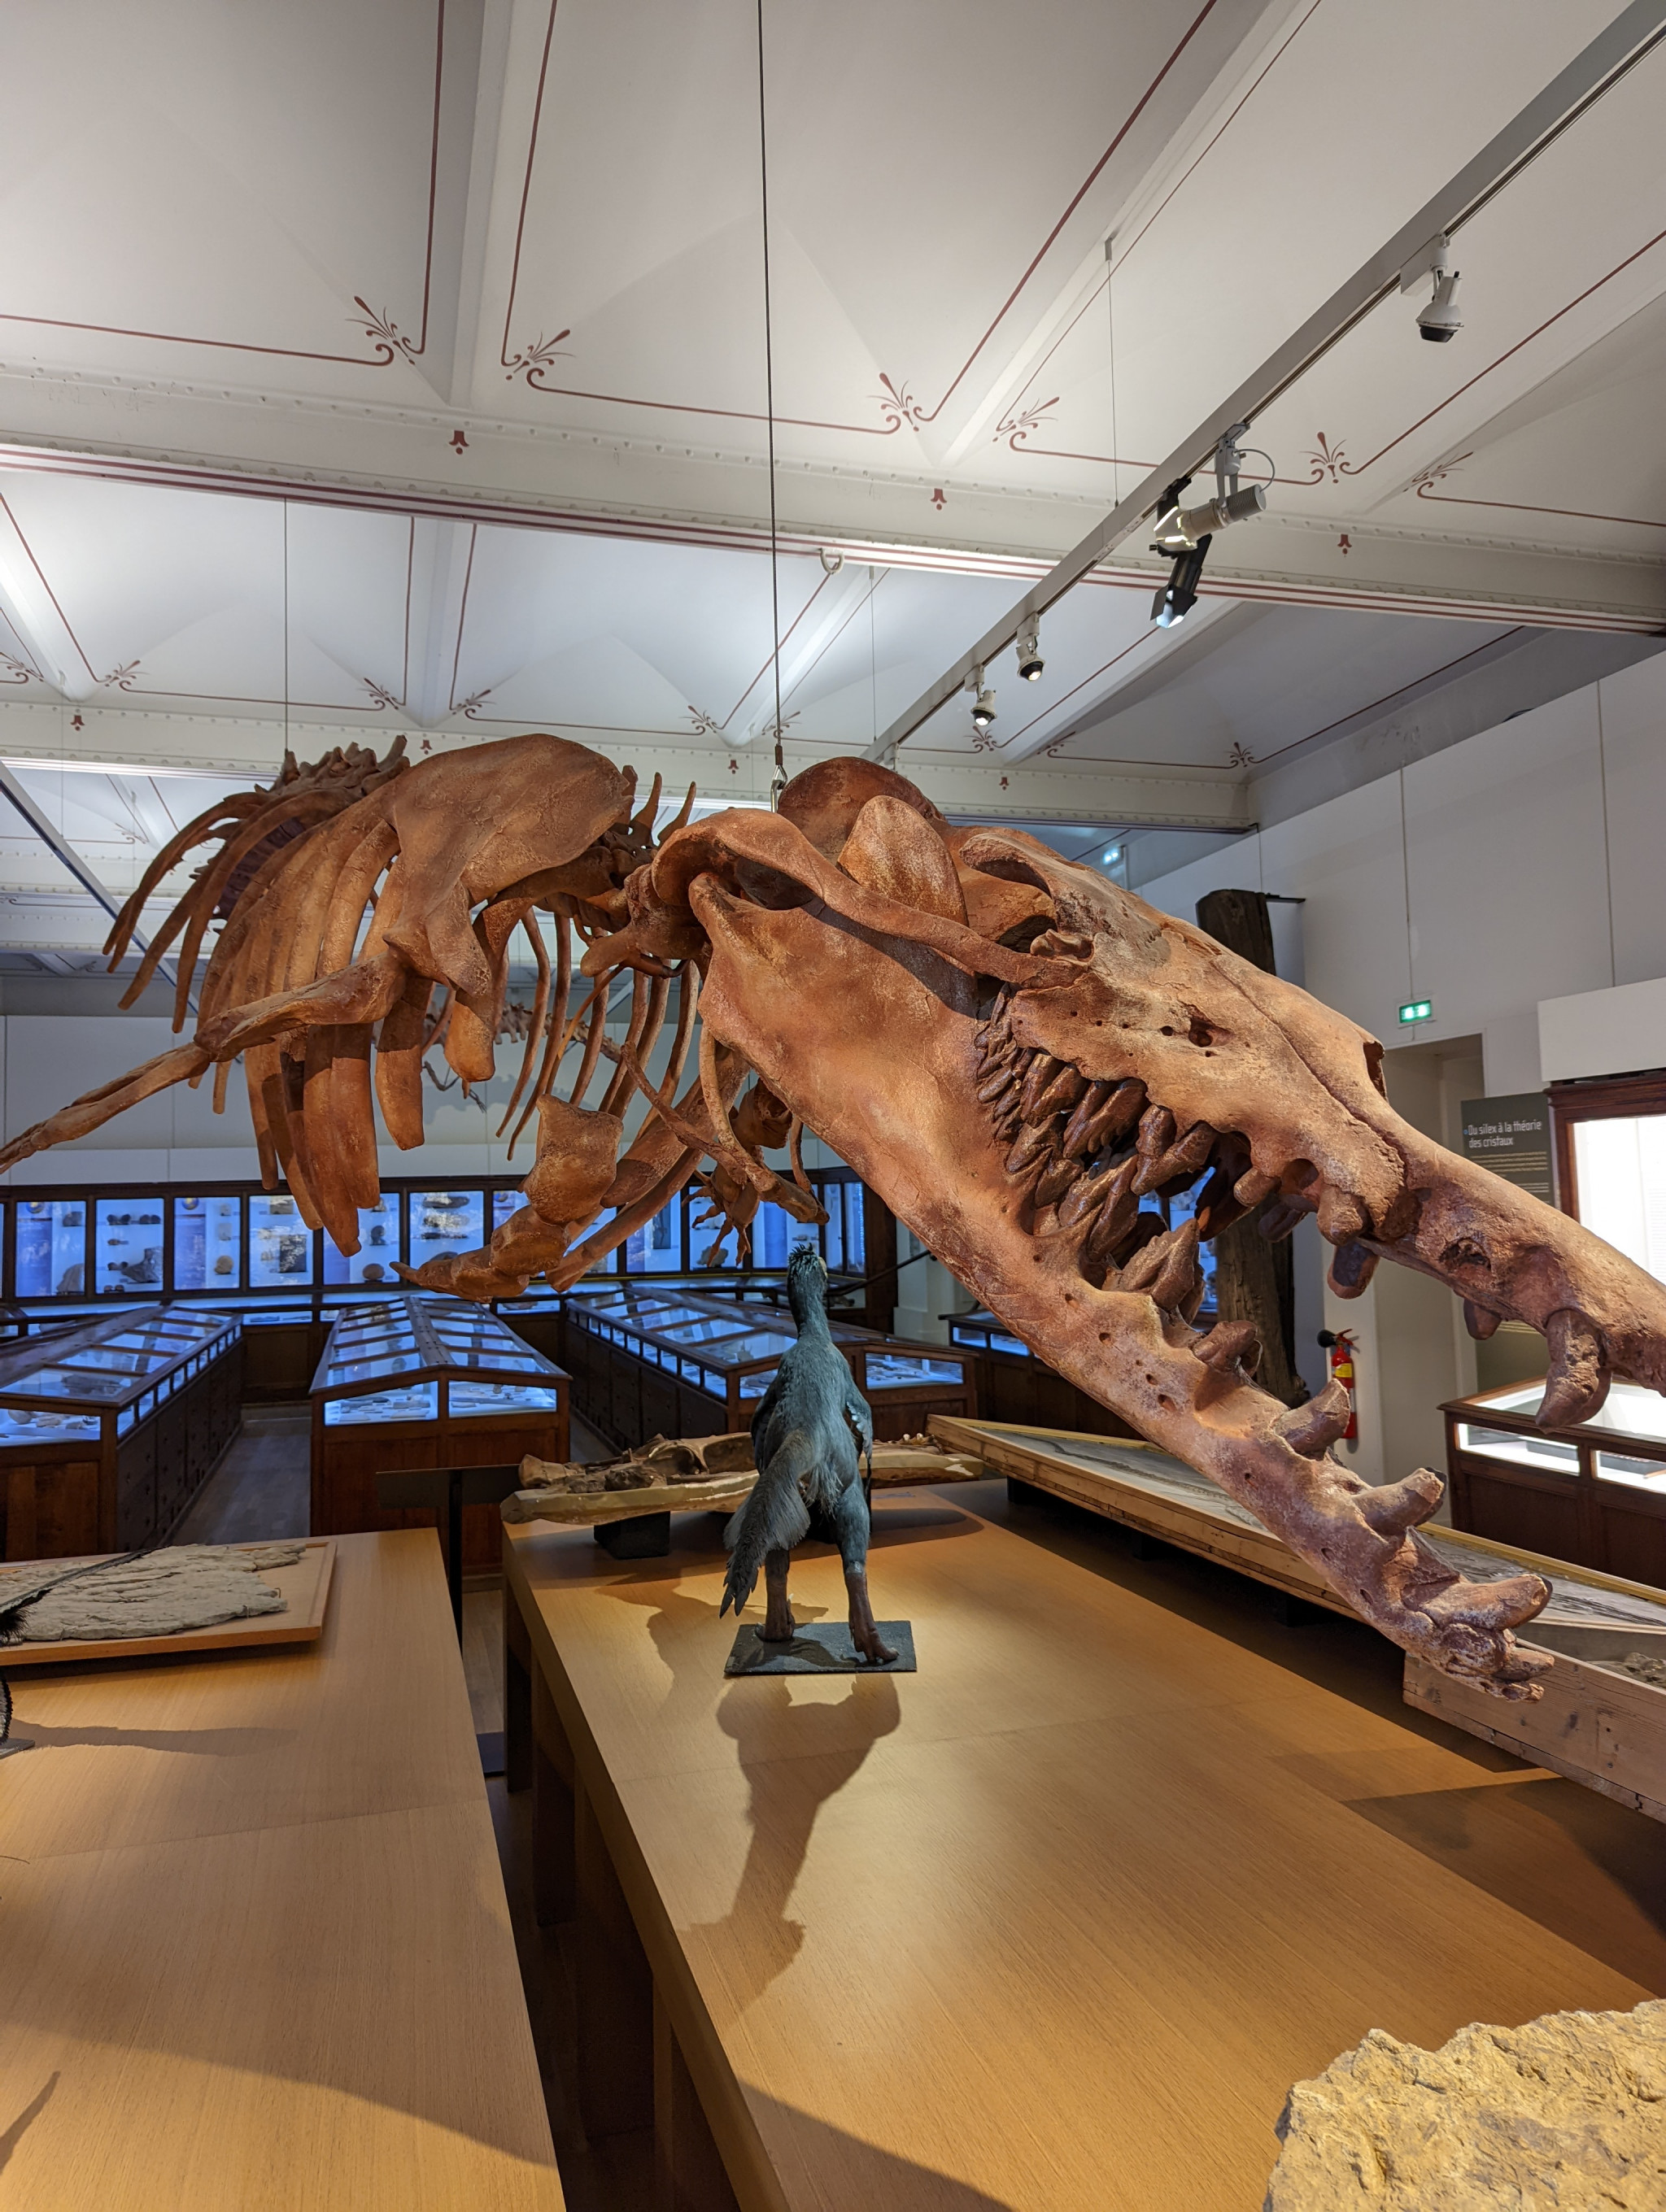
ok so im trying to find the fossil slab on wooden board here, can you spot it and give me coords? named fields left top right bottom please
left=18, top=736, right=1666, bottom=1692
left=500, top=1431, right=984, bottom=1525
left=1265, top=2001, right=1666, bottom=2210
left=0, top=1544, right=305, bottom=1644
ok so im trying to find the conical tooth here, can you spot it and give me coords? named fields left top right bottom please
left=1318, top=1187, right=1370, bottom=1244
left=1197, top=1319, right=1261, bottom=1374
left=1083, top=1160, right=1140, bottom=1268
left=1148, top=1219, right=1202, bottom=1312
left=1018, top=1053, right=1066, bottom=1119
left=1119, top=1221, right=1185, bottom=1300
left=1079, top=1078, right=1146, bottom=1157
left=1463, top=1300, right=1501, bottom=1341
left=1234, top=1166, right=1280, bottom=1207
left=1328, top=1240, right=1378, bottom=1298
left=1194, top=1165, right=1248, bottom=1239
left=1538, top=1309, right=1611, bottom=1429
left=1031, top=1065, right=1087, bottom=1120
left=1356, top=1470, right=1444, bottom=1537
left=1258, top=1197, right=1310, bottom=1243
left=1058, top=1165, right=1110, bottom=1230
left=1035, top=1154, right=1080, bottom=1209
left=1062, top=1080, right=1112, bottom=1160
left=1110, top=1210, right=1168, bottom=1269
left=1274, top=1379, right=1352, bottom=1458
left=1136, top=1104, right=1175, bottom=1160
left=1135, top=1120, right=1215, bottom=1196
left=977, top=1062, right=1020, bottom=1104
left=1005, top=1117, right=1058, bottom=1173
left=1423, top=1570, right=1550, bottom=1635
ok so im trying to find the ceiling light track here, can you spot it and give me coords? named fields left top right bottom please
left=866, top=0, right=1666, bottom=762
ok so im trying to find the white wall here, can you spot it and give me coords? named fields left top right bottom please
left=1140, top=651, right=1666, bottom=1486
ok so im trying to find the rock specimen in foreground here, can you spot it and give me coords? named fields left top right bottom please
left=1266, top=2001, right=1666, bottom=2210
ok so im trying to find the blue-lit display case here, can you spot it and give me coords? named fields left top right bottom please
left=0, top=1304, right=242, bottom=1558
left=310, top=1292, right=569, bottom=1568
left=558, top=1282, right=975, bottom=1448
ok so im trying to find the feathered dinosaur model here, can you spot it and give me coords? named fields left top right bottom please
left=720, top=1242, right=892, bottom=1664
left=11, top=731, right=1666, bottom=1700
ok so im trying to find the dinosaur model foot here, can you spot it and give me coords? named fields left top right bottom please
left=844, top=1568, right=896, bottom=1666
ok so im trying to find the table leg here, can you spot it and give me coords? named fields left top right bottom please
left=532, top=1666, right=576, bottom=1927
left=504, top=1585, right=533, bottom=1795
left=576, top=1775, right=653, bottom=2140
left=654, top=1989, right=739, bottom=2212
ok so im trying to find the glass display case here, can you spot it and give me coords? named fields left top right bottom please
left=310, top=1292, right=569, bottom=1569
left=1444, top=1375, right=1666, bottom=1583
left=559, top=1282, right=976, bottom=1449
left=947, top=1308, right=1144, bottom=1440
left=0, top=1304, right=242, bottom=1559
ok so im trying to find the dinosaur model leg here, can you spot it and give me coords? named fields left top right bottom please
left=761, top=1548, right=796, bottom=1643
left=831, top=1483, right=896, bottom=1666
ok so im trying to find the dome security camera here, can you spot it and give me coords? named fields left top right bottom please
left=1417, top=269, right=1463, bottom=342
left=1401, top=233, right=1463, bottom=345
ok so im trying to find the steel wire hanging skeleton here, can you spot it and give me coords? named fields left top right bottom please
left=11, top=732, right=1666, bottom=1700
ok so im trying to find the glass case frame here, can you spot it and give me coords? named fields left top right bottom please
left=0, top=1303, right=243, bottom=1558
left=309, top=1292, right=571, bottom=1570
left=1442, top=1374, right=1666, bottom=1583
left=557, top=1282, right=976, bottom=1449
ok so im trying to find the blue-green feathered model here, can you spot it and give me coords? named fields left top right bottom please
left=720, top=1243, right=895, bottom=1664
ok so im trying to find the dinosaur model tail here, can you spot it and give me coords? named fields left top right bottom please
left=720, top=1431, right=815, bottom=1617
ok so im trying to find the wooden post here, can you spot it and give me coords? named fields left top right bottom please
left=531, top=1666, right=575, bottom=1926
left=575, top=1776, right=654, bottom=2139
left=654, top=1990, right=739, bottom=2212
left=1195, top=887, right=1305, bottom=1405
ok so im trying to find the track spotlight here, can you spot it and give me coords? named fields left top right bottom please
left=1151, top=485, right=1266, bottom=552
left=1399, top=233, right=1463, bottom=343
left=1152, top=543, right=1209, bottom=628
left=1101, top=845, right=1121, bottom=864
left=1016, top=622, right=1044, bottom=681
left=970, top=671, right=997, bottom=734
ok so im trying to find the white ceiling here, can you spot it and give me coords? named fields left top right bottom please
left=0, top=0, right=1663, bottom=940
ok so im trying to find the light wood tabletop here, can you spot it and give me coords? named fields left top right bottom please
left=506, top=1482, right=1665, bottom=2212
left=0, top=1531, right=564, bottom=2212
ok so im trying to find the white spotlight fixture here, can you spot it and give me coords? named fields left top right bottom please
left=968, top=667, right=997, bottom=734
left=1399, top=233, right=1463, bottom=343
left=1101, top=845, right=1121, bottom=864
left=1016, top=621, right=1044, bottom=681
left=1148, top=425, right=1271, bottom=629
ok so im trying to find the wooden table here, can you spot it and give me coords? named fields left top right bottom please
left=0, top=1531, right=563, bottom=2211
left=504, top=1483, right=1666, bottom=2212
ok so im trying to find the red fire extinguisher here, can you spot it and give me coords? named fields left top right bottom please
left=1317, top=1329, right=1359, bottom=1444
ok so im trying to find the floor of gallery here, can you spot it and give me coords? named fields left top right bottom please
left=159, top=1404, right=1666, bottom=2209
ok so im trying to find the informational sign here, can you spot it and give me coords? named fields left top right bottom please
left=1459, top=1093, right=1554, bottom=1204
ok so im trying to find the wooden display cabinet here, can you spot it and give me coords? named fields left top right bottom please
left=0, top=1304, right=242, bottom=1560
left=948, top=1309, right=1142, bottom=1439
left=1442, top=1376, right=1666, bottom=1583
left=311, top=1293, right=569, bottom=1570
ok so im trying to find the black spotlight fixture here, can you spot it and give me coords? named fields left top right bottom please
left=1152, top=540, right=1210, bottom=629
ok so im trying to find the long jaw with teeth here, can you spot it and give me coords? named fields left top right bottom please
left=626, top=769, right=1666, bottom=1701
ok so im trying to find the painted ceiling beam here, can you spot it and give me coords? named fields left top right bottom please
left=0, top=760, right=183, bottom=998
left=862, top=0, right=1666, bottom=762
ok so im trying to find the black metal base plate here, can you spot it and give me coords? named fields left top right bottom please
left=0, top=1738, right=35, bottom=1760
left=725, top=1622, right=915, bottom=1675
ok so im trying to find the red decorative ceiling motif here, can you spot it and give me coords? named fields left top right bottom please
left=360, top=677, right=403, bottom=712
left=1303, top=432, right=1354, bottom=484
left=0, top=653, right=40, bottom=686
left=97, top=660, right=141, bottom=691
left=0, top=1, right=447, bottom=371
left=496, top=0, right=1225, bottom=437
left=995, top=396, right=1062, bottom=450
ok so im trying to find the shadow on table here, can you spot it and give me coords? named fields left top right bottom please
left=7, top=1720, right=295, bottom=1757
left=0, top=2074, right=58, bottom=2177
left=686, top=1674, right=902, bottom=2014
left=748, top=2091, right=1020, bottom=2210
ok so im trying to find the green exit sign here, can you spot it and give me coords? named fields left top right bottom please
left=1398, top=999, right=1433, bottom=1025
